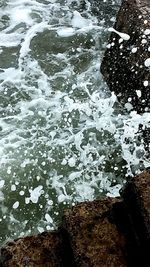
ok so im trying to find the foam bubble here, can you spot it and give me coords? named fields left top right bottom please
left=0, top=180, right=5, bottom=189
left=144, top=58, right=150, bottom=67
left=144, top=29, right=150, bottom=35
left=68, top=157, right=76, bottom=167
left=108, top=27, right=130, bottom=41
left=57, top=27, right=75, bottom=37
left=29, top=186, right=43, bottom=204
left=131, top=47, right=137, bottom=53
left=45, top=213, right=53, bottom=224
left=11, top=185, right=16, bottom=191
left=13, top=201, right=19, bottom=209
left=71, top=11, right=91, bottom=29
left=143, top=81, right=148, bottom=87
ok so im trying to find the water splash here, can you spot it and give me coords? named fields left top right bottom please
left=0, top=0, right=149, bottom=244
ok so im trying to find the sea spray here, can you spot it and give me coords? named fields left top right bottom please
left=0, top=0, right=149, bottom=244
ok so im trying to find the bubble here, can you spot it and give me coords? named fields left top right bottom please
left=45, top=213, right=53, bottom=224
left=13, top=201, right=19, bottom=209
left=0, top=180, right=5, bottom=188
left=11, top=185, right=16, bottom=191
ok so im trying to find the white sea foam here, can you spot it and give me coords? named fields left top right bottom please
left=13, top=201, right=19, bottom=209
left=28, top=185, right=44, bottom=204
left=0, top=180, right=5, bottom=189
left=0, top=33, right=22, bottom=47
left=71, top=10, right=92, bottom=29
left=144, top=58, right=150, bottom=67
left=57, top=27, right=75, bottom=37
left=108, top=27, right=130, bottom=40
left=0, top=0, right=149, bottom=244
left=144, top=29, right=150, bottom=35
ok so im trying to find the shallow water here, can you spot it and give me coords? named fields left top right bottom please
left=0, top=0, right=149, bottom=244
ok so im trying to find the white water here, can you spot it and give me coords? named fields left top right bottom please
left=0, top=0, right=149, bottom=244
left=108, top=27, right=130, bottom=41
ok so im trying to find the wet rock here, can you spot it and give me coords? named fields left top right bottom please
left=121, top=168, right=150, bottom=265
left=101, top=0, right=150, bottom=113
left=1, top=168, right=150, bottom=267
left=0, top=231, right=65, bottom=267
left=63, top=198, right=128, bottom=267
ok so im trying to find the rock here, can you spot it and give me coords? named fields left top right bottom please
left=62, top=198, right=128, bottom=267
left=1, top=168, right=150, bottom=266
left=0, top=231, right=67, bottom=267
left=100, top=0, right=150, bottom=113
left=121, top=168, right=150, bottom=265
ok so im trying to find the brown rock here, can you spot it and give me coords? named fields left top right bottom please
left=121, top=168, right=150, bottom=265
left=101, top=0, right=150, bottom=113
left=1, top=168, right=150, bottom=266
left=0, top=231, right=65, bottom=267
left=62, top=198, right=128, bottom=267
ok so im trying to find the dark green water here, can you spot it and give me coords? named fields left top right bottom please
left=0, top=0, right=149, bottom=245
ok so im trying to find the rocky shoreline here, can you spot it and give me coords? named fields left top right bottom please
left=0, top=168, right=150, bottom=266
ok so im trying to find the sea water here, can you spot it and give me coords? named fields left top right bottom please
left=0, top=0, right=149, bottom=244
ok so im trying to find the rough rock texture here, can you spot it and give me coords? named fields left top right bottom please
left=0, top=231, right=67, bottom=267
left=101, top=0, right=150, bottom=113
left=63, top=198, right=128, bottom=267
left=1, top=169, right=150, bottom=266
left=121, top=167, right=150, bottom=265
